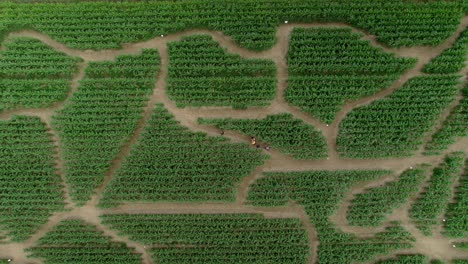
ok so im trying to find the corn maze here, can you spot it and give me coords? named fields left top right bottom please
left=0, top=1, right=467, bottom=264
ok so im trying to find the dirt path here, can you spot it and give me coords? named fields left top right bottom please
left=86, top=46, right=167, bottom=207
left=389, top=205, right=468, bottom=260
left=72, top=205, right=154, bottom=264
left=0, top=243, right=38, bottom=264
left=330, top=164, right=437, bottom=239
left=0, top=207, right=153, bottom=264
left=0, top=62, right=87, bottom=209
left=333, top=158, right=468, bottom=261
left=0, top=16, right=467, bottom=264
left=329, top=173, right=398, bottom=237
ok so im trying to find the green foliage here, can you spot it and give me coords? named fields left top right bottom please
left=338, top=75, right=460, bottom=158
left=100, top=104, right=267, bottom=207
left=0, top=37, right=80, bottom=112
left=423, top=29, right=467, bottom=74
left=198, top=113, right=327, bottom=159
left=375, top=255, right=428, bottom=264
left=286, top=27, right=417, bottom=123
left=410, top=152, right=465, bottom=235
left=52, top=50, right=160, bottom=205
left=0, top=1, right=465, bottom=261
left=28, top=219, right=141, bottom=264
left=425, top=87, right=468, bottom=154
left=445, top=158, right=468, bottom=237
left=247, top=170, right=415, bottom=263
left=347, top=167, right=427, bottom=227
left=101, top=214, right=309, bottom=264
left=454, top=242, right=468, bottom=249
left=0, top=116, right=64, bottom=241
left=168, top=35, right=276, bottom=108
left=0, top=1, right=462, bottom=50
left=453, top=260, right=468, bottom=264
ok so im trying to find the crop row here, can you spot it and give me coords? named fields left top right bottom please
left=101, top=213, right=309, bottom=264
left=337, top=75, right=460, bottom=158
left=445, top=158, right=468, bottom=238
left=28, top=219, right=141, bottom=264
left=375, top=255, right=428, bottom=264
left=0, top=1, right=462, bottom=50
left=410, top=152, right=465, bottom=235
left=52, top=49, right=160, bottom=205
left=347, top=167, right=427, bottom=227
left=423, top=29, right=467, bottom=74
left=0, top=37, right=80, bottom=112
left=425, top=87, right=468, bottom=154
left=99, top=104, right=267, bottom=208
left=198, top=113, right=327, bottom=160
left=167, top=35, right=276, bottom=108
left=0, top=116, right=64, bottom=242
left=286, top=27, right=416, bottom=123
left=246, top=170, right=415, bottom=263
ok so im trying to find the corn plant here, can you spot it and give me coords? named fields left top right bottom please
left=0, top=37, right=81, bottom=112
left=52, top=49, right=160, bottom=206
left=0, top=116, right=65, bottom=242
left=199, top=113, right=327, bottom=160
left=410, top=152, right=465, bottom=235
left=247, top=170, right=415, bottom=263
left=100, top=104, right=268, bottom=208
left=423, top=29, right=468, bottom=74
left=28, top=219, right=142, bottom=264
left=286, top=28, right=417, bottom=123
left=347, top=167, right=427, bottom=227
left=101, top=213, right=309, bottom=264
left=0, top=1, right=462, bottom=50
left=167, top=35, right=276, bottom=108
left=338, top=75, right=460, bottom=158
left=425, top=87, right=468, bottom=154
left=375, top=255, right=428, bottom=264
left=444, top=158, right=468, bottom=238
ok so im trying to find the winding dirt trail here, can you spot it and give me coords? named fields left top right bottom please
left=329, top=172, right=398, bottom=237
left=0, top=61, right=87, bottom=209
left=333, top=154, right=468, bottom=262
left=0, top=16, right=467, bottom=264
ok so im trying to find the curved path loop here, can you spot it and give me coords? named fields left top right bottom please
left=0, top=15, right=467, bottom=264
left=331, top=158, right=468, bottom=262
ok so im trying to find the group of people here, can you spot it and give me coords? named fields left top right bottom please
left=250, top=136, right=270, bottom=150
left=219, top=130, right=270, bottom=150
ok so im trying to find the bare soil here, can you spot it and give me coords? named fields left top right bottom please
left=0, top=15, right=467, bottom=264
